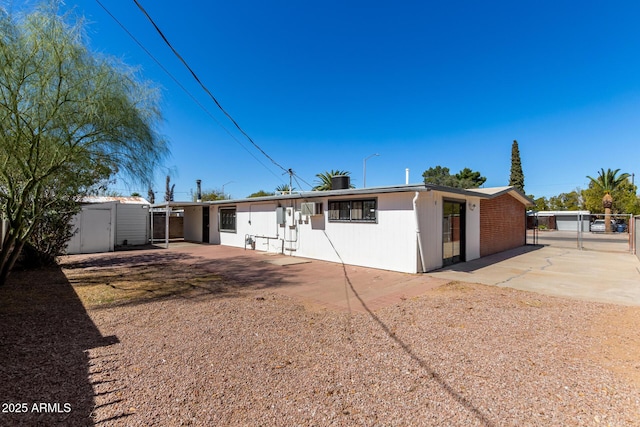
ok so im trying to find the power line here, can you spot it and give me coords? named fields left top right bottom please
left=293, top=172, right=313, bottom=191
left=95, top=0, right=285, bottom=183
left=131, top=0, right=290, bottom=175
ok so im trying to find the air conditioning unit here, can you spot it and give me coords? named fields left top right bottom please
left=300, top=202, right=323, bottom=216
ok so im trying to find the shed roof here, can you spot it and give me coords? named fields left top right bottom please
left=83, top=196, right=150, bottom=205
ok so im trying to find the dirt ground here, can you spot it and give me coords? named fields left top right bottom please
left=590, top=306, right=640, bottom=387
left=61, top=254, right=640, bottom=389
left=2, top=254, right=640, bottom=425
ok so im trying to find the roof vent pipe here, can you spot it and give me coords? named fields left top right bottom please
left=406, top=168, right=409, bottom=185
left=196, top=179, right=202, bottom=202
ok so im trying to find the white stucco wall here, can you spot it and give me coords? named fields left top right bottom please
left=465, top=196, right=481, bottom=261
left=292, top=193, right=419, bottom=273
left=214, top=202, right=280, bottom=250
left=183, top=206, right=203, bottom=242
left=193, top=188, right=491, bottom=274
left=210, top=193, right=420, bottom=273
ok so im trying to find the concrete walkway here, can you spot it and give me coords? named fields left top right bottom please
left=428, top=245, right=640, bottom=306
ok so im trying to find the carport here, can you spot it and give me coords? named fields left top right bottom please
left=150, top=201, right=208, bottom=248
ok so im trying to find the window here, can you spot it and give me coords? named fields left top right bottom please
left=328, top=199, right=377, bottom=222
left=219, top=207, right=236, bottom=232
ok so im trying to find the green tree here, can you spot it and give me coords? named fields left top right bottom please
left=313, top=170, right=354, bottom=191
left=586, top=168, right=631, bottom=232
left=422, top=166, right=454, bottom=186
left=509, top=140, right=525, bottom=192
left=422, top=166, right=485, bottom=188
left=527, top=195, right=549, bottom=211
left=0, top=5, right=168, bottom=282
left=147, top=186, right=156, bottom=204
left=164, top=176, right=175, bottom=202
left=455, top=167, right=487, bottom=188
left=548, top=190, right=583, bottom=211
left=248, top=190, right=275, bottom=198
left=195, top=189, right=227, bottom=201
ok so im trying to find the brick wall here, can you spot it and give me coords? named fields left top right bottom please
left=480, top=194, right=526, bottom=257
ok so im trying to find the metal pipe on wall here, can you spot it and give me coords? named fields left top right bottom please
left=413, top=192, right=426, bottom=273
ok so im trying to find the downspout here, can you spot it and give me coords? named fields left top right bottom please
left=413, top=192, right=426, bottom=273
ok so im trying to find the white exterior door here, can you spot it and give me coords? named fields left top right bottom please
left=80, top=209, right=112, bottom=253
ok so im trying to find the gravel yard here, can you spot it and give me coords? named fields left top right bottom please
left=1, top=251, right=640, bottom=426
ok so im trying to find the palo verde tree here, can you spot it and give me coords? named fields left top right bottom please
left=0, top=4, right=168, bottom=282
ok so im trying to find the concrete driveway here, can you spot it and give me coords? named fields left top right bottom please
left=428, top=245, right=640, bottom=306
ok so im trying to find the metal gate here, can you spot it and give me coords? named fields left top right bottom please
left=527, top=212, right=635, bottom=253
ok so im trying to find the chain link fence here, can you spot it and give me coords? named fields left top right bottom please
left=527, top=212, right=634, bottom=253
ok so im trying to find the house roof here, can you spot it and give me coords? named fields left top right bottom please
left=465, top=186, right=533, bottom=206
left=83, top=196, right=150, bottom=204
left=529, top=210, right=591, bottom=216
left=152, top=184, right=533, bottom=209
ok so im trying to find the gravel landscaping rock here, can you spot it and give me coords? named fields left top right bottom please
left=2, top=266, right=640, bottom=426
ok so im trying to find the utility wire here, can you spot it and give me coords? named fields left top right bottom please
left=95, top=0, right=285, bottom=183
left=293, top=173, right=313, bottom=191
left=131, top=0, right=290, bottom=175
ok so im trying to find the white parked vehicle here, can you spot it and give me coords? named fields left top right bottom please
left=590, top=219, right=615, bottom=232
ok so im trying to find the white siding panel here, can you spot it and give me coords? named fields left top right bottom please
left=115, top=204, right=149, bottom=246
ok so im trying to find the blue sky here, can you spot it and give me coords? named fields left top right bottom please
left=50, top=1, right=640, bottom=200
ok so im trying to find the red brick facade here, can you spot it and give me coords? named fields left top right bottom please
left=480, top=194, right=526, bottom=257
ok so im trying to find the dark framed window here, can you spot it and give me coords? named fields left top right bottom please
left=328, top=199, right=377, bottom=222
left=219, top=207, right=236, bottom=232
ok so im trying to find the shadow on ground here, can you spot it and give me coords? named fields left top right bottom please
left=0, top=267, right=118, bottom=426
left=433, top=244, right=544, bottom=273
left=62, top=251, right=290, bottom=309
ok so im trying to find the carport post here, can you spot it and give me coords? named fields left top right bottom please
left=577, top=212, right=583, bottom=250
left=165, top=202, right=170, bottom=249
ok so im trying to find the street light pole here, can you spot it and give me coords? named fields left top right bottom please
left=363, top=153, right=380, bottom=188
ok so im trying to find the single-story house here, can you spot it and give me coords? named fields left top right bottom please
left=67, top=196, right=150, bottom=254
left=527, top=210, right=591, bottom=232
left=156, top=183, right=532, bottom=274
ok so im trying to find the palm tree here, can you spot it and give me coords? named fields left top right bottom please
left=313, top=170, right=354, bottom=191
left=275, top=184, right=295, bottom=194
left=586, top=168, right=630, bottom=232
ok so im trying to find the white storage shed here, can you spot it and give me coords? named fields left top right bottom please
left=66, top=196, right=150, bottom=254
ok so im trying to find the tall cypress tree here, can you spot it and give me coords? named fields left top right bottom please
left=509, top=140, right=525, bottom=192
